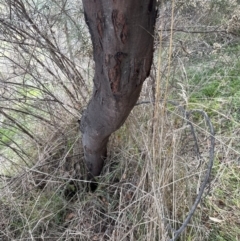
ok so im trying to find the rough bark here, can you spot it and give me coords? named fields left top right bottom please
left=81, top=0, right=157, bottom=178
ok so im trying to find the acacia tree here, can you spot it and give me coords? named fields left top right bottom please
left=81, top=0, right=157, bottom=178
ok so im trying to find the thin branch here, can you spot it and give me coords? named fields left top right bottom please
left=0, top=109, right=41, bottom=145
left=135, top=100, right=215, bottom=241
left=170, top=109, right=215, bottom=241
left=158, top=28, right=238, bottom=36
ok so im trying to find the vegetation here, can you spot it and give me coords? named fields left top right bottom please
left=0, top=0, right=240, bottom=240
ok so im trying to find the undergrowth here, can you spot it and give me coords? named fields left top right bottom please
left=1, top=0, right=240, bottom=240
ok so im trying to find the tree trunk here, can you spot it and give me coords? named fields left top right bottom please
left=81, top=0, right=157, bottom=178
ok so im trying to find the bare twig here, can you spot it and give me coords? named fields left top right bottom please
left=135, top=100, right=215, bottom=241
left=158, top=28, right=238, bottom=36
left=170, top=109, right=215, bottom=241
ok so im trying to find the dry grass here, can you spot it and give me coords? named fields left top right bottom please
left=1, top=0, right=240, bottom=240
left=0, top=93, right=219, bottom=241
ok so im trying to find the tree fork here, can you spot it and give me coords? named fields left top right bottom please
left=81, top=0, right=157, bottom=178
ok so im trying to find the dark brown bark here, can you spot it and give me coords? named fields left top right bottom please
left=81, top=0, right=157, bottom=177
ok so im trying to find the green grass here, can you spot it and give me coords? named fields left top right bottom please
left=183, top=44, right=240, bottom=240
left=206, top=163, right=240, bottom=241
